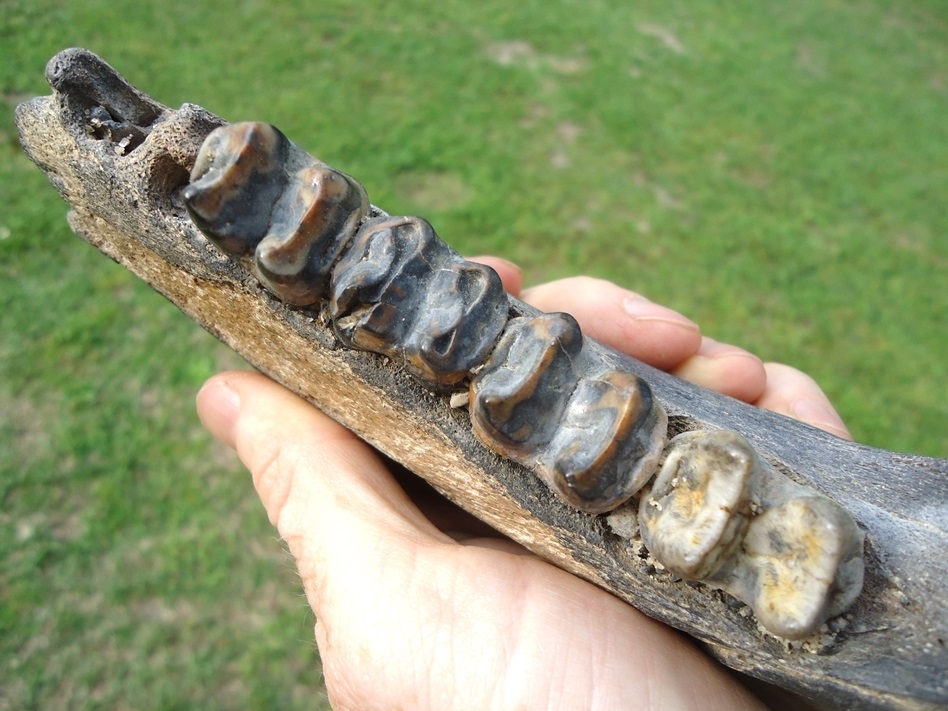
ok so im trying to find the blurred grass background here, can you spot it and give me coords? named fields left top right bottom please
left=1, top=0, right=946, bottom=707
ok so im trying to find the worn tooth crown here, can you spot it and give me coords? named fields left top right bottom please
left=742, top=496, right=865, bottom=639
left=184, top=122, right=289, bottom=257
left=183, top=120, right=865, bottom=638
left=471, top=313, right=666, bottom=513
left=639, top=430, right=864, bottom=639
left=470, top=313, right=583, bottom=456
left=640, top=430, right=756, bottom=579
left=548, top=370, right=666, bottom=513
left=255, top=163, right=368, bottom=305
left=330, top=215, right=508, bottom=388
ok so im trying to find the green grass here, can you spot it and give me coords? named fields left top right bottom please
left=2, top=0, right=946, bottom=707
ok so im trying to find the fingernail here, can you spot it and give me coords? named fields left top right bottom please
left=622, top=295, right=699, bottom=331
left=196, top=378, right=241, bottom=447
left=790, top=398, right=852, bottom=439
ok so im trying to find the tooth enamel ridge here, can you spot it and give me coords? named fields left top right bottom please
left=182, top=120, right=865, bottom=639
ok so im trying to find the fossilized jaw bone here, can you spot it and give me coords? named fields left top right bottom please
left=639, top=430, right=865, bottom=639
left=180, top=120, right=865, bottom=639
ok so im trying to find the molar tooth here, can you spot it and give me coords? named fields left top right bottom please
left=470, top=313, right=583, bottom=458
left=471, top=313, right=666, bottom=513
left=545, top=370, right=666, bottom=513
left=742, top=495, right=864, bottom=640
left=183, top=122, right=369, bottom=305
left=330, top=215, right=507, bottom=388
left=639, top=430, right=755, bottom=579
left=640, top=430, right=866, bottom=639
left=183, top=122, right=289, bottom=257
left=255, top=163, right=368, bottom=305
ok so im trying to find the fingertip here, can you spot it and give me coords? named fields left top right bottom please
left=196, top=372, right=244, bottom=448
left=757, top=363, right=853, bottom=440
left=671, top=338, right=767, bottom=403
left=789, top=397, right=853, bottom=441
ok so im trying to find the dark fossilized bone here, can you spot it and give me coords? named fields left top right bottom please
left=15, top=48, right=948, bottom=710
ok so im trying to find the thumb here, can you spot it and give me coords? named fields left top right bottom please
left=196, top=371, right=449, bottom=608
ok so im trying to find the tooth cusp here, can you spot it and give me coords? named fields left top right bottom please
left=330, top=215, right=508, bottom=389
left=640, top=430, right=755, bottom=579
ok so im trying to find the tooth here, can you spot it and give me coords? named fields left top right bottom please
left=544, top=369, right=666, bottom=513
left=741, top=495, right=865, bottom=639
left=330, top=215, right=507, bottom=388
left=470, top=312, right=583, bottom=458
left=183, top=122, right=290, bottom=258
left=471, top=313, right=665, bottom=513
left=640, top=430, right=866, bottom=639
left=255, top=162, right=368, bottom=306
left=639, top=430, right=756, bottom=579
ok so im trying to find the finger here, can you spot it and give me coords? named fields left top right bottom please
left=755, top=363, right=852, bottom=440
left=520, top=277, right=702, bottom=371
left=671, top=337, right=768, bottom=403
left=467, top=255, right=524, bottom=296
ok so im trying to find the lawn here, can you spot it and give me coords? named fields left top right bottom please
left=2, top=0, right=946, bottom=707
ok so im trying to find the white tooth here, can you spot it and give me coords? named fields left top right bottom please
left=640, top=430, right=865, bottom=640
left=639, top=430, right=756, bottom=579
left=741, top=496, right=865, bottom=640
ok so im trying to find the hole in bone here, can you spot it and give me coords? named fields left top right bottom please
left=85, top=105, right=147, bottom=153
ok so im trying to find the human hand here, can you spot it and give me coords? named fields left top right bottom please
left=196, top=258, right=848, bottom=710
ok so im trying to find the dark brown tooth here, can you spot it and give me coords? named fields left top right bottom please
left=255, top=164, right=368, bottom=306
left=470, top=313, right=583, bottom=458
left=330, top=215, right=507, bottom=388
left=546, top=369, right=665, bottom=514
left=470, top=312, right=666, bottom=513
left=183, top=122, right=289, bottom=257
